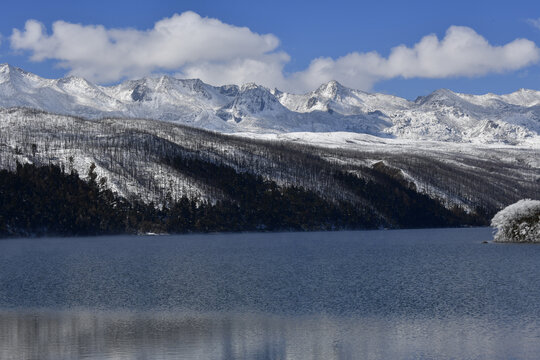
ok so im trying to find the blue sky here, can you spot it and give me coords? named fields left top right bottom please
left=1, top=0, right=540, bottom=98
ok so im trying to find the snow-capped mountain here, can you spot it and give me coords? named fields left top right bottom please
left=1, top=63, right=539, bottom=144
left=274, top=80, right=410, bottom=115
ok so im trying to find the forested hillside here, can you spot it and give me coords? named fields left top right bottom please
left=0, top=107, right=538, bottom=236
left=0, top=160, right=479, bottom=237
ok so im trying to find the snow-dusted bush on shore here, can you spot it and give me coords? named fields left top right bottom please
left=491, top=199, right=540, bottom=243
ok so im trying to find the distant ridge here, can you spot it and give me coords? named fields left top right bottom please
left=0, top=64, right=539, bottom=144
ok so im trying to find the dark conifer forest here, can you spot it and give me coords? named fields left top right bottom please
left=0, top=158, right=483, bottom=237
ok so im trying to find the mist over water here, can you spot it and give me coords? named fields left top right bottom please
left=1, top=228, right=540, bottom=359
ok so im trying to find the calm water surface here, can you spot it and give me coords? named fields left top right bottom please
left=1, top=227, right=540, bottom=359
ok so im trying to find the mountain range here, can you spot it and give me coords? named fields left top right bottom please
left=1, top=63, right=539, bottom=145
left=0, top=64, right=539, bottom=235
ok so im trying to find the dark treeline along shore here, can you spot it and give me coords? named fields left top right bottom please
left=0, top=108, right=538, bottom=237
left=0, top=160, right=476, bottom=237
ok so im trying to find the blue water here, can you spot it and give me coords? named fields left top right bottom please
left=1, top=228, right=540, bottom=359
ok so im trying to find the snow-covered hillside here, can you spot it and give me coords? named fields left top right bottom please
left=491, top=199, right=540, bottom=242
left=1, top=64, right=539, bottom=144
left=0, top=108, right=538, bottom=214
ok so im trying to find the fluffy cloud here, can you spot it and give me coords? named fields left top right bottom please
left=10, top=13, right=540, bottom=93
left=179, top=53, right=288, bottom=87
left=292, top=26, right=540, bottom=91
left=11, top=12, right=280, bottom=83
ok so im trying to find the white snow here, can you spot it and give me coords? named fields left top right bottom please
left=1, top=64, right=539, bottom=145
left=491, top=199, right=540, bottom=242
left=0, top=107, right=538, bottom=211
left=0, top=64, right=539, bottom=210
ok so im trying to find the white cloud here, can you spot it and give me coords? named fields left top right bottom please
left=10, top=12, right=280, bottom=83
left=527, top=17, right=540, bottom=30
left=178, top=53, right=291, bottom=89
left=291, top=26, right=540, bottom=91
left=10, top=14, right=540, bottom=93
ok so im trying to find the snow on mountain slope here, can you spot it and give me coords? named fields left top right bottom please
left=389, top=89, right=540, bottom=144
left=216, top=82, right=391, bottom=134
left=1, top=108, right=538, bottom=213
left=102, top=76, right=237, bottom=131
left=235, top=129, right=540, bottom=211
left=275, top=80, right=410, bottom=115
left=0, top=64, right=120, bottom=116
left=457, top=88, right=540, bottom=108
left=0, top=64, right=539, bottom=144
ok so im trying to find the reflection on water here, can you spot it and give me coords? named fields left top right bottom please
left=1, top=310, right=540, bottom=360
left=1, top=228, right=540, bottom=359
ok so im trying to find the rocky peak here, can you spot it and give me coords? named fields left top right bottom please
left=315, top=80, right=348, bottom=99
left=0, top=64, right=20, bottom=83
left=414, top=88, right=461, bottom=106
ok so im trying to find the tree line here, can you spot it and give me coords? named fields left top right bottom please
left=0, top=155, right=485, bottom=238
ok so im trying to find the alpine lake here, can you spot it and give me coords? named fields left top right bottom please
left=1, top=227, right=540, bottom=360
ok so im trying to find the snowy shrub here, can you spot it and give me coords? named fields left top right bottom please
left=491, top=199, right=540, bottom=243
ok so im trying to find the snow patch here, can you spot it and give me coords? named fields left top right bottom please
left=491, top=199, right=540, bottom=243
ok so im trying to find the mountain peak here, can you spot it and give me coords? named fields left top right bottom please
left=425, top=88, right=457, bottom=97
left=0, top=63, right=16, bottom=76
left=515, top=88, right=537, bottom=94
left=315, top=80, right=348, bottom=98
left=0, top=64, right=538, bottom=145
left=435, top=88, right=456, bottom=95
left=0, top=64, right=10, bottom=82
left=0, top=63, right=33, bottom=75
left=0, top=63, right=17, bottom=71
left=217, top=82, right=282, bottom=121
left=415, top=88, right=460, bottom=105
left=240, top=82, right=263, bottom=92
left=0, top=64, right=28, bottom=84
left=324, top=80, right=343, bottom=87
left=57, top=75, right=92, bottom=85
